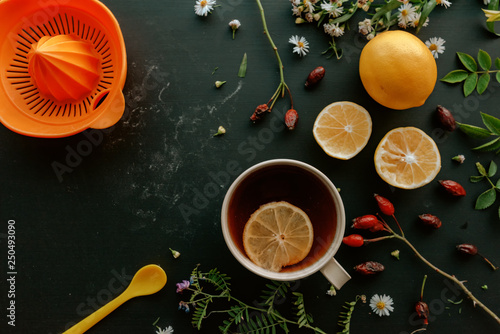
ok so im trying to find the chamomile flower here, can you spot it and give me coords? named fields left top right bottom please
left=229, top=19, right=241, bottom=39
left=410, top=13, right=430, bottom=28
left=194, top=0, right=216, bottom=16
left=303, top=0, right=316, bottom=12
left=425, top=37, right=446, bottom=59
left=436, top=0, right=452, bottom=8
left=321, top=1, right=344, bottom=17
left=289, top=35, right=310, bottom=57
left=323, top=22, right=344, bottom=37
left=369, top=294, right=395, bottom=317
left=358, top=18, right=373, bottom=35
left=156, top=326, right=174, bottom=334
left=397, top=3, right=417, bottom=28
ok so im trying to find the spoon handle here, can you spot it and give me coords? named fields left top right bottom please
left=62, top=292, right=130, bottom=334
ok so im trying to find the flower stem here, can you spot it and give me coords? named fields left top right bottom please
left=255, top=0, right=289, bottom=111
left=393, top=234, right=500, bottom=325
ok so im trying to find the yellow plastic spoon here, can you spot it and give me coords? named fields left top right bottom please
left=62, top=264, right=167, bottom=334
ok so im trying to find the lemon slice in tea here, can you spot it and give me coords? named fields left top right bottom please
left=243, top=201, right=314, bottom=272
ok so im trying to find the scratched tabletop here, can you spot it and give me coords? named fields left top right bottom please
left=1, top=1, right=500, bottom=333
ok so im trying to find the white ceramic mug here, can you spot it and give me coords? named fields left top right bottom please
left=221, top=159, right=351, bottom=289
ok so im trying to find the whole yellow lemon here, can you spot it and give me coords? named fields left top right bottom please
left=359, top=30, right=437, bottom=110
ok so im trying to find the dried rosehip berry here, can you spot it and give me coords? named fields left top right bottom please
left=352, top=215, right=379, bottom=229
left=342, top=234, right=364, bottom=247
left=250, top=104, right=269, bottom=122
left=438, top=180, right=466, bottom=197
left=456, top=243, right=499, bottom=270
left=419, top=214, right=442, bottom=229
left=415, top=301, right=430, bottom=325
left=305, top=66, right=325, bottom=87
left=436, top=105, right=457, bottom=131
left=369, top=222, right=386, bottom=232
left=374, top=194, right=395, bottom=215
left=285, top=109, right=299, bottom=130
left=354, top=261, right=385, bottom=275
left=456, top=243, right=478, bottom=255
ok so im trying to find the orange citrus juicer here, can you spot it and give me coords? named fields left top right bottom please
left=0, top=0, right=127, bottom=137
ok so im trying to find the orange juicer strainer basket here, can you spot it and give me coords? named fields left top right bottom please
left=0, top=0, right=127, bottom=137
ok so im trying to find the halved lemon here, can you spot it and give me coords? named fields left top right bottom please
left=243, top=201, right=314, bottom=272
left=374, top=127, right=441, bottom=189
left=313, top=101, right=372, bottom=160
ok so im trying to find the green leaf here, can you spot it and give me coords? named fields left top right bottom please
left=440, top=70, right=469, bottom=83
left=496, top=178, right=500, bottom=188
left=477, top=73, right=491, bottom=94
left=457, top=52, right=478, bottom=72
left=464, top=72, right=478, bottom=97
left=470, top=175, right=485, bottom=183
left=238, top=53, right=247, bottom=78
left=476, top=162, right=488, bottom=176
left=416, top=0, right=437, bottom=34
left=456, top=122, right=492, bottom=139
left=481, top=112, right=500, bottom=136
left=475, top=188, right=497, bottom=210
left=472, top=137, right=500, bottom=152
left=487, top=0, right=500, bottom=36
left=478, top=50, right=492, bottom=70
left=489, top=161, right=498, bottom=177
left=497, top=71, right=500, bottom=84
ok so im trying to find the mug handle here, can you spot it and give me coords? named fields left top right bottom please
left=320, top=257, right=351, bottom=290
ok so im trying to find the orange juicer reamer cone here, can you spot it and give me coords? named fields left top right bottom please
left=0, top=0, right=127, bottom=137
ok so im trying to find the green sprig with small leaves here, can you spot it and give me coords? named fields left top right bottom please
left=441, top=50, right=500, bottom=96
left=456, top=112, right=500, bottom=153
left=470, top=161, right=500, bottom=218
left=179, top=265, right=327, bottom=334
left=336, top=295, right=362, bottom=334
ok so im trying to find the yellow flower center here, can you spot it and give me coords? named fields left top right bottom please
left=376, top=301, right=386, bottom=310
left=401, top=9, right=408, bottom=16
left=429, top=44, right=438, bottom=51
left=200, top=0, right=207, bottom=6
left=298, top=41, right=305, bottom=48
left=436, top=0, right=441, bottom=3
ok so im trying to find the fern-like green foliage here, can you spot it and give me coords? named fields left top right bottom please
left=337, top=296, right=362, bottom=334
left=178, top=265, right=327, bottom=334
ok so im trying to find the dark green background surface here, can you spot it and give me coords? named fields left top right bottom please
left=1, top=0, right=500, bottom=333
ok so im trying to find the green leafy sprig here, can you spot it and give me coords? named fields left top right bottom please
left=456, top=112, right=500, bottom=153
left=470, top=161, right=500, bottom=218
left=180, top=265, right=327, bottom=334
left=336, top=295, right=361, bottom=334
left=441, top=50, right=500, bottom=96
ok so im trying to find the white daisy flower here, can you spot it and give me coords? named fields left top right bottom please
left=194, top=0, right=216, bottom=16
left=436, top=0, right=452, bottom=8
left=288, top=35, right=310, bottom=57
left=425, top=37, right=446, bottom=59
left=303, top=0, right=316, bottom=12
left=324, top=22, right=344, bottom=37
left=369, top=294, right=394, bottom=317
left=321, top=1, right=344, bottom=17
left=358, top=18, right=373, bottom=35
left=410, top=13, right=430, bottom=28
left=156, top=326, right=174, bottom=334
left=484, top=0, right=490, bottom=4
left=291, top=5, right=301, bottom=16
left=397, top=3, right=417, bottom=28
